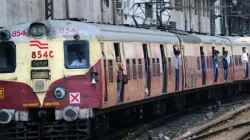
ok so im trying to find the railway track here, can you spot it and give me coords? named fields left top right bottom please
left=99, top=104, right=206, bottom=140
left=98, top=94, right=250, bottom=140
left=180, top=105, right=250, bottom=140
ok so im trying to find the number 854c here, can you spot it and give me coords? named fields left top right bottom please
left=32, top=51, right=54, bottom=59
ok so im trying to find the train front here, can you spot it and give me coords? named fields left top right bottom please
left=0, top=20, right=102, bottom=139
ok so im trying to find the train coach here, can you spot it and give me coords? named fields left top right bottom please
left=0, top=20, right=249, bottom=139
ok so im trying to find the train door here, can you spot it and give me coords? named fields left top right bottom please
left=101, top=42, right=119, bottom=107
left=160, top=44, right=167, bottom=93
left=211, top=46, right=216, bottom=84
left=143, top=44, right=151, bottom=97
left=114, top=43, right=124, bottom=102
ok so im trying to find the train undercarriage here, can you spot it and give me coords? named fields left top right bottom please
left=0, top=82, right=250, bottom=140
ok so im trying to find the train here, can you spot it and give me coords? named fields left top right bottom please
left=0, top=20, right=250, bottom=140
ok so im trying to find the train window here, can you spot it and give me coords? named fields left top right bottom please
left=132, top=59, right=137, bottom=79
left=108, top=60, right=114, bottom=82
left=168, top=58, right=172, bottom=75
left=197, top=57, right=200, bottom=70
left=230, top=56, right=232, bottom=67
left=152, top=58, right=156, bottom=76
left=218, top=56, right=222, bottom=68
left=138, top=59, right=143, bottom=78
left=126, top=59, right=131, bottom=80
left=64, top=40, right=89, bottom=69
left=156, top=58, right=160, bottom=76
left=0, top=42, right=16, bottom=73
left=235, top=56, right=238, bottom=66
left=206, top=57, right=209, bottom=69
left=239, top=56, right=242, bottom=66
left=210, top=56, right=213, bottom=68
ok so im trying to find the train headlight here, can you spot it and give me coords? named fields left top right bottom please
left=91, top=72, right=99, bottom=84
left=53, top=87, right=66, bottom=100
left=29, top=22, right=48, bottom=37
left=0, top=30, right=11, bottom=40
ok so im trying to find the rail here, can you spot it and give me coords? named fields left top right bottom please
left=181, top=105, right=250, bottom=140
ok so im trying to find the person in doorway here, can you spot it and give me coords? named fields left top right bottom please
left=173, top=45, right=180, bottom=91
left=116, top=56, right=124, bottom=103
left=242, top=48, right=249, bottom=79
left=70, top=51, right=87, bottom=66
left=201, top=52, right=206, bottom=85
left=223, top=51, right=229, bottom=82
left=213, top=50, right=219, bottom=83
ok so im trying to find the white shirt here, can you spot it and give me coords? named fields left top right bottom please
left=242, top=52, right=248, bottom=63
left=70, top=59, right=87, bottom=66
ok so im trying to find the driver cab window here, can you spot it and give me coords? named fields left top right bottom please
left=0, top=42, right=16, bottom=73
left=64, top=40, right=90, bottom=69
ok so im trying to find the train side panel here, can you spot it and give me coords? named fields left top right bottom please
left=183, top=43, right=199, bottom=90
left=233, top=45, right=245, bottom=81
left=149, top=43, right=163, bottom=97
left=122, top=42, right=145, bottom=103
left=101, top=41, right=117, bottom=108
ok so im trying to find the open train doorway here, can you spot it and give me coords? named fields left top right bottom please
left=114, top=43, right=124, bottom=102
left=143, top=44, right=150, bottom=97
left=200, top=46, right=206, bottom=85
left=160, top=44, right=167, bottom=93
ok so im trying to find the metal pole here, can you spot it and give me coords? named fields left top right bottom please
left=66, top=0, right=69, bottom=19
left=156, top=0, right=159, bottom=26
left=229, top=1, right=232, bottom=34
left=198, top=0, right=201, bottom=32
left=184, top=0, right=187, bottom=31
left=112, top=0, right=116, bottom=24
left=189, top=0, right=192, bottom=31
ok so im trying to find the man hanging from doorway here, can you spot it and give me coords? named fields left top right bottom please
left=242, top=48, right=249, bottom=79
left=201, top=52, right=206, bottom=85
left=116, top=56, right=124, bottom=103
left=213, top=50, right=219, bottom=83
left=173, top=45, right=180, bottom=91
left=223, top=51, right=229, bottom=82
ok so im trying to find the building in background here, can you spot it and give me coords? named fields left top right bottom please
left=122, top=0, right=212, bottom=34
left=0, top=0, right=249, bottom=35
left=0, top=0, right=120, bottom=27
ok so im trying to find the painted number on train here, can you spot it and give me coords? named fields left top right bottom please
left=12, top=30, right=28, bottom=37
left=60, top=28, right=79, bottom=34
left=32, top=51, right=54, bottom=58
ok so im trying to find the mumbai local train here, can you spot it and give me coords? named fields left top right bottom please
left=0, top=20, right=250, bottom=140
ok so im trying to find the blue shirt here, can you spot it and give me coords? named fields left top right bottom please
left=201, top=57, right=205, bottom=70
left=213, top=56, right=219, bottom=68
left=174, top=56, right=179, bottom=69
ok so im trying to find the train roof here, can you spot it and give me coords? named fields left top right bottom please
left=0, top=20, right=180, bottom=43
left=223, top=36, right=250, bottom=46
left=175, top=34, right=202, bottom=44
left=191, top=34, right=231, bottom=46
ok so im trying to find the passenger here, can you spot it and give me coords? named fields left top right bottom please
left=201, top=52, right=206, bottom=85
left=213, top=50, right=219, bottom=83
left=116, top=56, right=124, bottom=103
left=242, top=48, right=249, bottom=79
left=70, top=51, right=87, bottom=66
left=223, top=51, right=229, bottom=82
left=173, top=45, right=180, bottom=91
